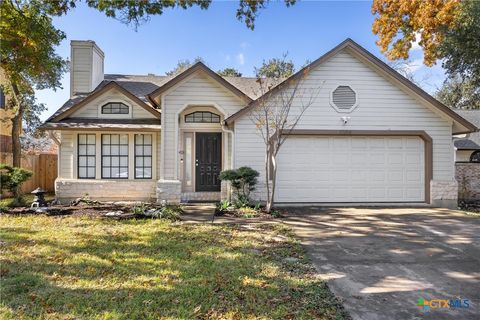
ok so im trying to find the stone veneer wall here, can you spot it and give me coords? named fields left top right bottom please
left=156, top=180, right=181, bottom=204
left=455, top=163, right=480, bottom=202
left=430, top=180, right=458, bottom=208
left=55, top=179, right=156, bottom=204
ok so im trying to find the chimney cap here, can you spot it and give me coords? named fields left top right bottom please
left=71, top=40, right=104, bottom=57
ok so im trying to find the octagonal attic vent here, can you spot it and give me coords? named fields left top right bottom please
left=331, top=85, right=358, bottom=112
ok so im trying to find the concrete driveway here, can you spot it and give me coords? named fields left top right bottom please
left=284, top=207, right=480, bottom=320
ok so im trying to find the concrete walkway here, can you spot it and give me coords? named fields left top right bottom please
left=284, top=207, right=480, bottom=320
left=180, top=204, right=215, bottom=223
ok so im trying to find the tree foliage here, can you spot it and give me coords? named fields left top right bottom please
left=165, top=57, right=205, bottom=76
left=372, top=0, right=461, bottom=66
left=0, top=0, right=69, bottom=166
left=436, top=76, right=480, bottom=109
left=0, top=164, right=33, bottom=201
left=217, top=67, right=242, bottom=77
left=81, top=0, right=296, bottom=30
left=256, top=55, right=295, bottom=78
left=438, top=0, right=480, bottom=88
left=219, top=167, right=259, bottom=207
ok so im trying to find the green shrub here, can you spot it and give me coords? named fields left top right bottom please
left=219, top=166, right=259, bottom=208
left=133, top=203, right=182, bottom=221
left=0, top=164, right=33, bottom=205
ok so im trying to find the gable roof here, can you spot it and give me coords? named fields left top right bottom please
left=147, top=62, right=253, bottom=104
left=224, top=39, right=478, bottom=134
left=48, top=81, right=161, bottom=122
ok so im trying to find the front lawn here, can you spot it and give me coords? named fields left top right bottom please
left=0, top=214, right=349, bottom=319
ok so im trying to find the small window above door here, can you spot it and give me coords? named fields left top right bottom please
left=185, top=111, right=220, bottom=123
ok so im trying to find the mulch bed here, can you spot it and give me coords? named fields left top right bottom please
left=459, top=200, right=480, bottom=214
left=3, top=203, right=135, bottom=218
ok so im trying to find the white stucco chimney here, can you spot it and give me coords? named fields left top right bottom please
left=70, top=40, right=104, bottom=96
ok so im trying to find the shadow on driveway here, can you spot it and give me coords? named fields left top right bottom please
left=284, top=207, right=480, bottom=320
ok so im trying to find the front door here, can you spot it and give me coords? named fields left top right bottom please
left=195, top=132, right=222, bottom=191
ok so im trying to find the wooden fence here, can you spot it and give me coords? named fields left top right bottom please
left=0, top=152, right=57, bottom=193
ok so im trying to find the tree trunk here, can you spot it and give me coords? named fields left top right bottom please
left=265, top=147, right=272, bottom=212
left=11, top=84, right=23, bottom=168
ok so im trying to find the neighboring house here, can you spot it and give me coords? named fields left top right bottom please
left=41, top=39, right=477, bottom=208
left=453, top=110, right=480, bottom=163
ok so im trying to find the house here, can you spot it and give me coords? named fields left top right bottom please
left=453, top=110, right=480, bottom=163
left=41, top=39, right=477, bottom=208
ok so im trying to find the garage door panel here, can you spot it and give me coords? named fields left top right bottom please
left=276, top=136, right=425, bottom=203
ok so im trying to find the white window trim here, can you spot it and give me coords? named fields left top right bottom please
left=329, top=84, right=359, bottom=113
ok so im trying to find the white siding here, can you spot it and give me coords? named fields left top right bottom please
left=71, top=47, right=92, bottom=94
left=59, top=131, right=74, bottom=178
left=162, top=72, right=247, bottom=180
left=235, top=51, right=454, bottom=201
left=71, top=88, right=157, bottom=119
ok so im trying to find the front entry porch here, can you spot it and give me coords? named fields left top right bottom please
left=156, top=105, right=233, bottom=204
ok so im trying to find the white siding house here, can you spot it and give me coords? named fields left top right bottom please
left=41, top=39, right=477, bottom=208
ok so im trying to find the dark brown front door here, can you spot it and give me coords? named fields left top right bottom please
left=195, top=132, right=222, bottom=191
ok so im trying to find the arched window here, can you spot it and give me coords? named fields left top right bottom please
left=185, top=111, right=220, bottom=123
left=470, top=150, right=480, bottom=163
left=101, top=102, right=129, bottom=114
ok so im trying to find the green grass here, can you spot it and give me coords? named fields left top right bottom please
left=0, top=215, right=349, bottom=320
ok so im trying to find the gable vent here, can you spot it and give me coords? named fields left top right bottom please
left=332, top=86, right=356, bottom=110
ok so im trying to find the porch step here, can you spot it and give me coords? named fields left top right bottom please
left=181, top=192, right=220, bottom=203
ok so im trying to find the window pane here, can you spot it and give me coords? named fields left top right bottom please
left=87, top=135, right=96, bottom=144
left=111, top=145, right=119, bottom=155
left=111, top=135, right=119, bottom=144
left=78, top=145, right=86, bottom=155
left=120, top=134, right=128, bottom=144
left=79, top=134, right=86, bottom=144
left=87, top=168, right=95, bottom=178
left=144, top=134, right=152, bottom=144
left=185, top=111, right=220, bottom=123
left=87, top=145, right=95, bottom=155
left=79, top=157, right=86, bottom=166
left=87, top=157, right=95, bottom=166
left=120, top=157, right=128, bottom=166
left=111, top=167, right=119, bottom=178
left=102, top=168, right=110, bottom=178
left=103, top=157, right=110, bottom=166
left=79, top=167, right=87, bottom=178
left=144, top=157, right=151, bottom=167
left=119, top=168, right=128, bottom=178
left=120, top=145, right=128, bottom=155
left=135, top=146, right=143, bottom=156
left=135, top=134, right=142, bottom=144
left=143, top=168, right=152, bottom=178
left=144, top=146, right=152, bottom=156
left=102, top=135, right=110, bottom=143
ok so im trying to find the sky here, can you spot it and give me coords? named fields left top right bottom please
left=36, top=0, right=446, bottom=120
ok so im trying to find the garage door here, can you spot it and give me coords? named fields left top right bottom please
left=276, top=136, right=425, bottom=203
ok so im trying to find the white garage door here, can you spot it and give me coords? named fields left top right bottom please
left=276, top=136, right=425, bottom=203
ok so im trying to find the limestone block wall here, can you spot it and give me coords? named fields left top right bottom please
left=156, top=180, right=181, bottom=204
left=456, top=163, right=480, bottom=202
left=55, top=179, right=156, bottom=203
left=430, top=180, right=458, bottom=208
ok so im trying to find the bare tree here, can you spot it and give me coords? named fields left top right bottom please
left=249, top=67, right=323, bottom=212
